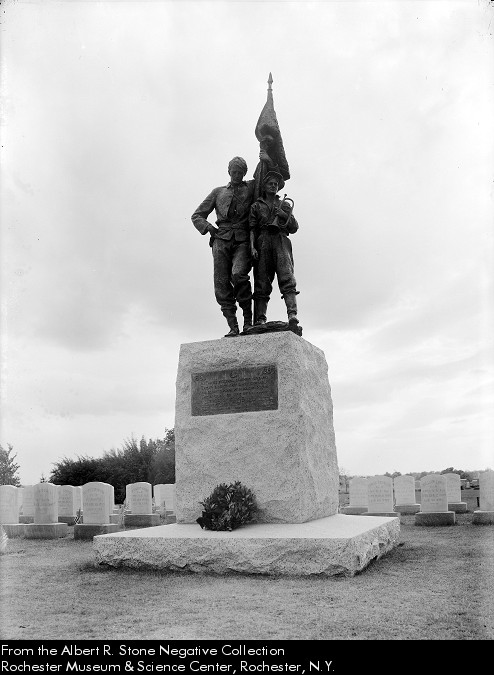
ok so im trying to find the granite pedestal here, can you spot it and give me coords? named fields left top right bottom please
left=93, top=332, right=399, bottom=575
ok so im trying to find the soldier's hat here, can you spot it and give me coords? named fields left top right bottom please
left=263, top=170, right=285, bottom=192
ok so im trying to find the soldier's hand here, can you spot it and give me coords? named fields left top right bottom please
left=206, top=224, right=217, bottom=236
left=259, top=150, right=272, bottom=164
left=275, top=207, right=287, bottom=220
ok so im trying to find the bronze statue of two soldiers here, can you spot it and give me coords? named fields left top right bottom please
left=191, top=74, right=301, bottom=338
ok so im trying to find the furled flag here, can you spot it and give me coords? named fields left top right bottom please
left=253, top=73, right=290, bottom=200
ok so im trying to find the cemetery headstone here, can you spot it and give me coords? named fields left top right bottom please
left=0, top=485, right=25, bottom=538
left=24, top=483, right=68, bottom=539
left=74, top=482, right=119, bottom=540
left=58, top=485, right=78, bottom=525
left=445, top=472, right=467, bottom=513
left=472, top=469, right=494, bottom=525
left=364, top=475, right=395, bottom=517
left=34, top=482, right=58, bottom=523
left=163, top=484, right=176, bottom=513
left=415, top=474, right=455, bottom=526
left=20, top=485, right=35, bottom=523
left=341, top=477, right=368, bottom=514
left=125, top=482, right=160, bottom=528
left=393, top=475, right=420, bottom=514
left=153, top=484, right=167, bottom=512
left=0, top=485, right=19, bottom=524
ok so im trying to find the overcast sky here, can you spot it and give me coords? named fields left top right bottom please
left=1, top=0, right=493, bottom=486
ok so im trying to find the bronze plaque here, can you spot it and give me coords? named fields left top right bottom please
left=191, top=365, right=278, bottom=416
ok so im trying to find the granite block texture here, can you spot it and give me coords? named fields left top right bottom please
left=175, top=332, right=339, bottom=524
left=93, top=515, right=400, bottom=577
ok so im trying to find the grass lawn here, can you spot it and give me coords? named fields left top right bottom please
left=0, top=490, right=493, bottom=641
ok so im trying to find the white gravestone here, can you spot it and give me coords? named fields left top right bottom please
left=393, top=475, right=416, bottom=505
left=348, top=478, right=368, bottom=508
left=106, top=483, right=115, bottom=511
left=82, top=482, right=111, bottom=524
left=58, top=485, right=77, bottom=517
left=0, top=485, right=20, bottom=524
left=445, top=473, right=462, bottom=503
left=479, top=470, right=494, bottom=511
left=153, top=484, right=167, bottom=510
left=22, top=486, right=35, bottom=517
left=127, top=482, right=153, bottom=515
left=17, top=487, right=24, bottom=514
left=420, top=474, right=448, bottom=513
left=367, top=475, right=394, bottom=513
left=33, top=483, right=58, bottom=523
left=163, top=484, right=176, bottom=512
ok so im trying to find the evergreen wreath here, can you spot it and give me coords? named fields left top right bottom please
left=196, top=481, right=258, bottom=531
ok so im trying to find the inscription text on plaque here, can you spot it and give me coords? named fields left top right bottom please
left=191, top=365, right=278, bottom=416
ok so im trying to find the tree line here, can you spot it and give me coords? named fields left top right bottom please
left=1, top=430, right=175, bottom=504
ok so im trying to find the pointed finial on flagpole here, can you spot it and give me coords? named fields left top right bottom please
left=268, top=72, right=273, bottom=91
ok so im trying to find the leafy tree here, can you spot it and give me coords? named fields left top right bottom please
left=0, top=444, right=21, bottom=486
left=49, top=429, right=176, bottom=504
left=150, top=429, right=175, bottom=485
left=49, top=455, right=107, bottom=486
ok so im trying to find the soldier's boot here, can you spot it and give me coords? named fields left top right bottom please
left=241, top=304, right=253, bottom=332
left=223, top=312, right=239, bottom=338
left=284, top=293, right=299, bottom=327
left=254, top=298, right=268, bottom=326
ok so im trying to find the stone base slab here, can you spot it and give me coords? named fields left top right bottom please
left=340, top=506, right=368, bottom=515
left=448, top=502, right=467, bottom=513
left=362, top=511, right=397, bottom=518
left=394, top=504, right=421, bottom=514
left=472, top=510, right=494, bottom=525
left=2, top=524, right=26, bottom=538
left=24, top=523, right=69, bottom=539
left=93, top=514, right=400, bottom=577
left=109, top=514, right=121, bottom=525
left=415, top=511, right=456, bottom=526
left=19, top=516, right=34, bottom=524
left=124, top=514, right=161, bottom=528
left=74, top=523, right=120, bottom=540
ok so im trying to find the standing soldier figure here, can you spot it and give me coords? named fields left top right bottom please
left=191, top=157, right=255, bottom=337
left=249, top=170, right=300, bottom=329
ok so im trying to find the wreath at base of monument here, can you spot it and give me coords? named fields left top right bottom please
left=196, top=481, right=258, bottom=531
